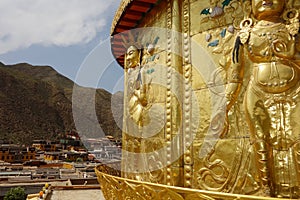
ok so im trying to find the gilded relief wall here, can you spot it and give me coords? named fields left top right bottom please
left=189, top=0, right=300, bottom=198
left=119, top=0, right=300, bottom=198
left=121, top=0, right=171, bottom=185
left=190, top=0, right=258, bottom=195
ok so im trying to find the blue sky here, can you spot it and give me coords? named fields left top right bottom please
left=0, top=0, right=124, bottom=93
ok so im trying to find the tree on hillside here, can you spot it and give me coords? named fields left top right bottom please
left=4, top=187, right=27, bottom=200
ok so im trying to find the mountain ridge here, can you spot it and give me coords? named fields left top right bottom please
left=0, top=62, right=123, bottom=145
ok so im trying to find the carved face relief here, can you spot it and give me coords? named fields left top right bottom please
left=252, top=0, right=285, bottom=20
left=126, top=45, right=140, bottom=69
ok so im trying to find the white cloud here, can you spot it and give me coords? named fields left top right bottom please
left=0, top=0, right=119, bottom=54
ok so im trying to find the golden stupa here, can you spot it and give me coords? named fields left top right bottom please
left=95, top=0, right=300, bottom=199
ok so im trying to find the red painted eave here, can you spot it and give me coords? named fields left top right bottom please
left=129, top=2, right=152, bottom=13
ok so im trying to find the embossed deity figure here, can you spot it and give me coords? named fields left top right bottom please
left=226, top=0, right=300, bottom=198
left=126, top=45, right=144, bottom=127
left=126, top=45, right=140, bottom=70
left=125, top=45, right=152, bottom=128
left=123, top=44, right=153, bottom=181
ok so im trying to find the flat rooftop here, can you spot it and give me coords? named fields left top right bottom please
left=49, top=188, right=104, bottom=200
